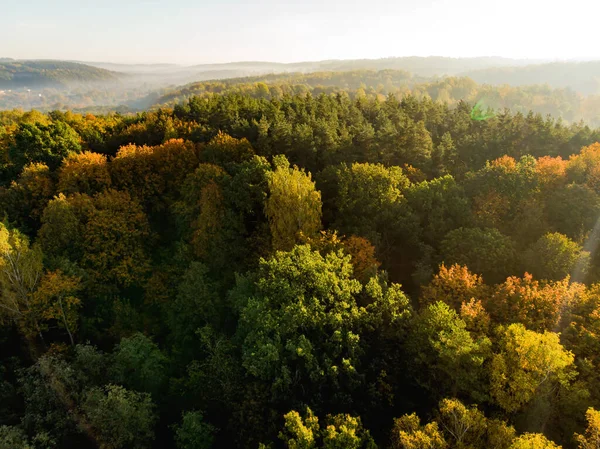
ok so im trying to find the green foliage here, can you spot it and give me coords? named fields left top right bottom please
left=409, top=302, right=491, bottom=401
left=9, top=121, right=81, bottom=173
left=82, top=384, right=156, bottom=449
left=173, top=411, right=216, bottom=449
left=523, top=233, right=590, bottom=281
left=111, top=333, right=167, bottom=395
left=440, top=227, right=516, bottom=284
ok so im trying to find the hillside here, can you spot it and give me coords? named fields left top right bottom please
left=0, top=60, right=122, bottom=89
left=146, top=70, right=600, bottom=126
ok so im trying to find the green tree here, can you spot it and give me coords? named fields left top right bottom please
left=82, top=384, right=156, bottom=449
left=522, top=233, right=590, bottom=281
left=440, top=227, right=516, bottom=284
left=408, top=302, right=491, bottom=401
left=405, top=175, right=472, bottom=248
left=9, top=121, right=81, bottom=173
left=111, top=333, right=167, bottom=396
left=233, top=244, right=410, bottom=404
left=173, top=411, right=216, bottom=449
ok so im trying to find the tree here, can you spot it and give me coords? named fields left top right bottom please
left=174, top=163, right=229, bottom=235
left=111, top=333, right=167, bottom=396
left=545, top=184, right=600, bottom=241
left=319, top=162, right=409, bottom=245
left=391, top=413, right=447, bottom=449
left=440, top=227, right=516, bottom=284
left=405, top=175, right=472, bottom=248
left=487, top=275, right=584, bottom=332
left=82, top=189, right=151, bottom=290
left=31, top=270, right=82, bottom=346
left=265, top=156, right=322, bottom=251
left=509, top=433, right=561, bottom=449
left=233, top=244, right=410, bottom=404
left=436, top=398, right=515, bottom=449
left=408, top=302, right=491, bottom=401
left=279, top=408, right=319, bottom=449
left=202, top=131, right=254, bottom=165
left=277, top=407, right=376, bottom=449
left=575, top=408, right=600, bottom=449
left=111, top=139, right=199, bottom=211
left=490, top=323, right=575, bottom=413
left=82, top=384, right=156, bottom=449
left=0, top=223, right=44, bottom=342
left=522, top=233, right=590, bottom=281
left=465, top=156, right=538, bottom=237
left=420, top=264, right=487, bottom=312
left=191, top=180, right=225, bottom=259
left=168, top=262, right=223, bottom=355
left=567, top=143, right=600, bottom=191
left=2, top=162, right=55, bottom=232
left=0, top=426, right=33, bottom=449
left=57, top=151, right=111, bottom=195
left=343, top=236, right=381, bottom=283
left=436, top=398, right=486, bottom=449
left=173, top=411, right=216, bottom=449
left=536, top=156, right=567, bottom=190
left=37, top=193, right=93, bottom=264
left=9, top=121, right=81, bottom=173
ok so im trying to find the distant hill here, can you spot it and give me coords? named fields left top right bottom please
left=184, top=56, right=540, bottom=77
left=144, top=69, right=600, bottom=127
left=0, top=60, right=122, bottom=89
left=463, top=61, right=600, bottom=94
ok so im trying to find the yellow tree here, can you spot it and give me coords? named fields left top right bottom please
left=3, top=162, right=55, bottom=230
left=191, top=180, right=225, bottom=258
left=82, top=189, right=151, bottom=290
left=509, top=433, right=561, bottom=449
left=575, top=408, right=600, bottom=449
left=202, top=131, right=254, bottom=165
left=490, top=323, right=575, bottom=413
left=111, top=139, right=199, bottom=210
left=57, top=151, right=111, bottom=195
left=31, top=270, right=82, bottom=346
left=391, top=413, right=447, bottom=449
left=265, top=156, right=322, bottom=251
left=38, top=192, right=94, bottom=262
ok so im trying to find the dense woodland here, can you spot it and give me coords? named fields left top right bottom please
left=4, top=89, right=600, bottom=449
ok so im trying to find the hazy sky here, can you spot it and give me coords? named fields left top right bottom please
left=1, top=0, right=598, bottom=65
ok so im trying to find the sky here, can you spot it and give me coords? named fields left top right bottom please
left=1, top=0, right=599, bottom=65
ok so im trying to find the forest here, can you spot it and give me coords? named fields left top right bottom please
left=4, top=88, right=600, bottom=449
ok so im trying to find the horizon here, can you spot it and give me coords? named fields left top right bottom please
left=1, top=55, right=597, bottom=68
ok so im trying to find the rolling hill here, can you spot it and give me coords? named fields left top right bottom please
left=0, top=60, right=122, bottom=89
